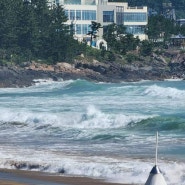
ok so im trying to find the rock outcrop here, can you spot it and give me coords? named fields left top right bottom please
left=0, top=51, right=185, bottom=88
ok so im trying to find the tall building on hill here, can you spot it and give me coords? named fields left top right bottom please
left=48, top=0, right=148, bottom=48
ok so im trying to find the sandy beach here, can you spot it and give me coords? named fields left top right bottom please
left=0, top=169, right=134, bottom=185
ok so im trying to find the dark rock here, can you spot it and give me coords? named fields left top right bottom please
left=28, top=164, right=41, bottom=170
left=10, top=161, right=27, bottom=169
left=58, top=168, right=65, bottom=174
left=0, top=50, right=185, bottom=88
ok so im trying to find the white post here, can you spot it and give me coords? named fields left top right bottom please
left=155, top=131, right=158, bottom=166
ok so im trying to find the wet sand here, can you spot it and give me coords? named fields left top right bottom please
left=0, top=169, right=134, bottom=185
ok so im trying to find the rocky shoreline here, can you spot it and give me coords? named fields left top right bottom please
left=0, top=50, right=185, bottom=88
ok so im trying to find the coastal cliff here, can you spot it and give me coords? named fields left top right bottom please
left=0, top=50, right=185, bottom=88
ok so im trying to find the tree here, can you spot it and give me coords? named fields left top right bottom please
left=0, top=0, right=20, bottom=49
left=30, top=0, right=51, bottom=58
left=103, top=23, right=126, bottom=50
left=140, top=40, right=153, bottom=56
left=103, top=23, right=118, bottom=50
left=114, top=34, right=140, bottom=55
left=179, top=24, right=185, bottom=36
left=145, top=15, right=176, bottom=43
left=0, top=0, right=88, bottom=63
left=45, top=5, right=72, bottom=62
left=16, top=0, right=35, bottom=55
left=103, top=23, right=138, bottom=55
left=87, top=21, right=102, bottom=46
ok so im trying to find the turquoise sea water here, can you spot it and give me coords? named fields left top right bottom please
left=0, top=79, right=185, bottom=184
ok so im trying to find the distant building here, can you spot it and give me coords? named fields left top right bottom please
left=48, top=0, right=148, bottom=48
left=162, top=3, right=176, bottom=20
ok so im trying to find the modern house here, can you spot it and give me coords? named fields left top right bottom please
left=48, top=0, right=148, bottom=48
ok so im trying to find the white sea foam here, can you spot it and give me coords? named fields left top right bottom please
left=165, top=78, right=184, bottom=81
left=143, top=84, right=185, bottom=99
left=0, top=105, right=154, bottom=132
left=0, top=79, right=74, bottom=95
left=33, top=78, right=74, bottom=88
left=77, top=105, right=154, bottom=129
left=0, top=146, right=184, bottom=185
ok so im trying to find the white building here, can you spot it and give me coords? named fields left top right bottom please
left=48, top=0, right=148, bottom=47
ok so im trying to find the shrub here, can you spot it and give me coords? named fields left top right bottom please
left=126, top=53, right=138, bottom=63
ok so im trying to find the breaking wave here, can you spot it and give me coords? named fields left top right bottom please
left=143, top=84, right=185, bottom=99
left=0, top=150, right=184, bottom=185
left=0, top=79, right=185, bottom=185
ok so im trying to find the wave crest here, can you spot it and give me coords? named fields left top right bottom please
left=143, top=85, right=185, bottom=99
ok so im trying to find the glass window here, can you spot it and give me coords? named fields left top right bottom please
left=103, top=11, right=114, bottom=22
left=116, top=12, right=124, bottom=24
left=126, top=25, right=145, bottom=34
left=116, top=6, right=124, bottom=25
left=82, top=24, right=91, bottom=34
left=69, top=10, right=75, bottom=20
left=64, top=0, right=81, bottom=4
left=82, top=24, right=88, bottom=34
left=84, top=0, right=96, bottom=5
left=76, top=24, right=81, bottom=34
left=124, top=13, right=147, bottom=22
left=76, top=10, right=81, bottom=20
left=75, top=24, right=91, bottom=35
left=82, top=10, right=96, bottom=20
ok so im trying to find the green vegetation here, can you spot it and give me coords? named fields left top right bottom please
left=87, top=21, right=102, bottom=46
left=103, top=24, right=139, bottom=55
left=0, top=0, right=85, bottom=64
left=1, top=0, right=185, bottom=66
left=146, top=15, right=177, bottom=43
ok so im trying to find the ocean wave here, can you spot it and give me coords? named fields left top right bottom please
left=0, top=105, right=154, bottom=130
left=1, top=106, right=184, bottom=141
left=0, top=79, right=75, bottom=96
left=128, top=116, right=185, bottom=132
left=143, top=84, right=185, bottom=99
left=77, top=105, right=154, bottom=129
left=0, top=150, right=184, bottom=185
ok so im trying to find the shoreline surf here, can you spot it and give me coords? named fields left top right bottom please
left=0, top=168, right=133, bottom=185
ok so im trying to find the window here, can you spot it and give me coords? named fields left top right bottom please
left=126, top=25, right=145, bottom=34
left=82, top=10, right=96, bottom=20
left=82, top=24, right=91, bottom=34
left=65, top=10, right=69, bottom=18
left=116, top=6, right=124, bottom=25
left=76, top=10, right=81, bottom=20
left=116, top=12, right=124, bottom=24
left=74, top=24, right=91, bottom=35
left=124, top=13, right=147, bottom=22
left=69, top=10, right=75, bottom=20
left=103, top=11, right=114, bottom=22
left=76, top=24, right=81, bottom=34
left=66, top=10, right=81, bottom=20
left=64, top=0, right=81, bottom=4
left=84, top=0, right=96, bottom=5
